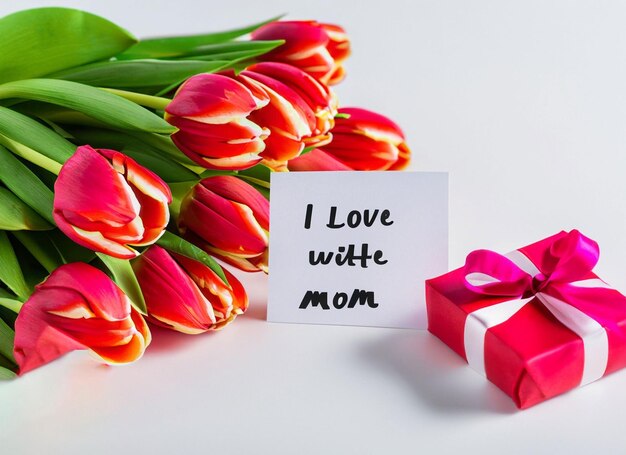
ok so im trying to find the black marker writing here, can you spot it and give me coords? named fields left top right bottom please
left=299, top=289, right=379, bottom=309
left=308, top=243, right=388, bottom=268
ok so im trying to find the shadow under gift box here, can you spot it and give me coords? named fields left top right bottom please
left=425, top=231, right=626, bottom=409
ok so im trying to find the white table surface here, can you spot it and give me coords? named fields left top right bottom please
left=1, top=1, right=625, bottom=453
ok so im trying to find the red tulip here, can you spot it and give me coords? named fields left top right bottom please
left=14, top=263, right=151, bottom=375
left=225, top=62, right=337, bottom=169
left=133, top=246, right=248, bottom=334
left=165, top=73, right=270, bottom=170
left=288, top=148, right=352, bottom=171
left=178, top=176, right=269, bottom=272
left=317, top=107, right=411, bottom=170
left=252, top=20, right=350, bottom=85
left=53, top=146, right=172, bottom=259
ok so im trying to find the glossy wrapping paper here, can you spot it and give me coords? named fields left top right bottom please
left=426, top=231, right=626, bottom=409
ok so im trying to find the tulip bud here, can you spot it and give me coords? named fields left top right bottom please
left=165, top=73, right=270, bottom=170
left=14, top=263, right=151, bottom=375
left=316, top=107, right=411, bottom=170
left=226, top=62, right=338, bottom=169
left=133, top=246, right=248, bottom=334
left=252, top=20, right=351, bottom=85
left=288, top=148, right=352, bottom=171
left=53, top=146, right=172, bottom=259
left=178, top=176, right=269, bottom=272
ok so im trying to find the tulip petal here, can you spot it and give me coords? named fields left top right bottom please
left=133, top=246, right=217, bottom=334
left=246, top=62, right=333, bottom=115
left=54, top=146, right=139, bottom=228
left=200, top=175, right=270, bottom=230
left=388, top=142, right=411, bottom=170
left=195, top=241, right=267, bottom=273
left=198, top=153, right=265, bottom=171
left=335, top=107, right=405, bottom=144
left=170, top=117, right=268, bottom=158
left=14, top=263, right=150, bottom=374
left=174, top=253, right=234, bottom=319
left=178, top=176, right=269, bottom=273
left=321, top=133, right=399, bottom=171
left=251, top=21, right=349, bottom=85
left=238, top=72, right=314, bottom=138
left=165, top=73, right=265, bottom=122
left=133, top=246, right=247, bottom=334
left=288, top=148, right=353, bottom=171
left=252, top=21, right=329, bottom=58
left=54, top=146, right=171, bottom=259
left=67, top=225, right=139, bottom=259
left=181, top=196, right=267, bottom=256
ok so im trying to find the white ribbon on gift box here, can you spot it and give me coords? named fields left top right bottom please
left=463, top=250, right=613, bottom=386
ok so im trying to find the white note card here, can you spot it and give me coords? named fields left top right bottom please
left=267, top=171, right=448, bottom=329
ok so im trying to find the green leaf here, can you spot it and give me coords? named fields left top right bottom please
left=0, top=144, right=56, bottom=224
left=156, top=231, right=227, bottom=284
left=0, top=288, right=22, bottom=313
left=0, top=232, right=30, bottom=301
left=50, top=59, right=232, bottom=89
left=46, top=230, right=96, bottom=265
left=96, top=253, right=147, bottom=314
left=0, top=79, right=174, bottom=134
left=13, top=239, right=49, bottom=292
left=124, top=131, right=202, bottom=170
left=0, top=107, right=75, bottom=165
left=67, top=126, right=199, bottom=181
left=0, top=317, right=15, bottom=365
left=117, top=15, right=282, bottom=59
left=0, top=365, right=16, bottom=380
left=237, top=164, right=271, bottom=198
left=0, top=7, right=136, bottom=84
left=238, top=163, right=272, bottom=184
left=181, top=40, right=284, bottom=61
left=12, top=231, right=64, bottom=273
left=0, top=187, right=52, bottom=231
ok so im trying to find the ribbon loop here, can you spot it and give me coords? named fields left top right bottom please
left=463, top=249, right=532, bottom=297
left=546, top=229, right=600, bottom=284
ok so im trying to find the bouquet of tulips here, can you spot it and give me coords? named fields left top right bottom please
left=0, top=7, right=411, bottom=378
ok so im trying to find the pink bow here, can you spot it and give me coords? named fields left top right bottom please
left=463, top=230, right=600, bottom=299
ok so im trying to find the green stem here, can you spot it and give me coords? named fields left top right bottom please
left=237, top=175, right=270, bottom=189
left=102, top=88, right=172, bottom=110
left=0, top=135, right=62, bottom=175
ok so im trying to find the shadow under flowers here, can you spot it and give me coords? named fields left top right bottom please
left=360, top=330, right=518, bottom=415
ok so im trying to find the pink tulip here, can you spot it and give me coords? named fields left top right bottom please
left=317, top=107, right=411, bottom=170
left=53, top=146, right=172, bottom=259
left=225, top=62, right=337, bottom=169
left=133, top=246, right=248, bottom=334
left=288, top=148, right=352, bottom=171
left=165, top=74, right=270, bottom=170
left=252, top=20, right=351, bottom=85
left=14, top=263, right=151, bottom=375
left=178, top=176, right=269, bottom=272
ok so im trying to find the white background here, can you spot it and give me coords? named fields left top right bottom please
left=1, top=0, right=625, bottom=453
